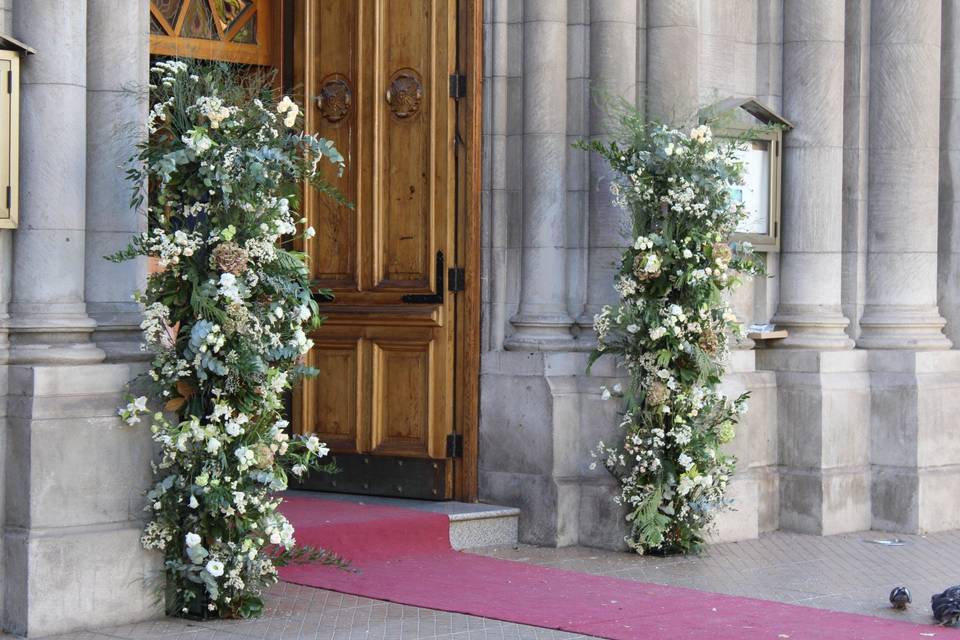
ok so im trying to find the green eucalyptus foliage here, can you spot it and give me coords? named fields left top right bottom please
left=113, top=60, right=348, bottom=618
left=580, top=111, right=764, bottom=555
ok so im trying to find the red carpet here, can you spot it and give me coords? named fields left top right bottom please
left=279, top=496, right=960, bottom=639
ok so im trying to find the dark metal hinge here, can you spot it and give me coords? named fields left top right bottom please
left=6, top=70, right=11, bottom=94
left=5, top=185, right=10, bottom=209
left=449, top=73, right=467, bottom=99
left=448, top=267, right=465, bottom=292
left=446, top=433, right=464, bottom=458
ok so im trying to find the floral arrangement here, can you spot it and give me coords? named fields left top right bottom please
left=580, top=111, right=763, bottom=555
left=112, top=60, right=346, bottom=618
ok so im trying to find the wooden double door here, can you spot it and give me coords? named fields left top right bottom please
left=292, top=0, right=479, bottom=500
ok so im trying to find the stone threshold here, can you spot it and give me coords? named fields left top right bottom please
left=282, top=490, right=520, bottom=550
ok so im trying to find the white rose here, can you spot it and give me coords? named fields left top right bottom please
left=277, top=96, right=294, bottom=113
left=185, top=532, right=201, bottom=547
left=205, top=559, right=225, bottom=577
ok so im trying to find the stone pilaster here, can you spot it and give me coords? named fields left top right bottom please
left=481, top=0, right=516, bottom=351
left=504, top=0, right=574, bottom=350
left=940, top=0, right=960, bottom=346
left=85, top=0, right=149, bottom=361
left=842, top=0, right=870, bottom=341
left=576, top=0, right=638, bottom=344
left=2, top=3, right=160, bottom=635
left=758, top=350, right=872, bottom=535
left=645, top=0, right=698, bottom=126
left=856, top=0, right=960, bottom=534
left=708, top=350, right=779, bottom=541
left=772, top=0, right=853, bottom=349
left=8, top=0, right=104, bottom=364
left=479, top=351, right=585, bottom=545
left=3, top=363, right=160, bottom=635
left=870, top=351, right=960, bottom=533
left=858, top=0, right=951, bottom=349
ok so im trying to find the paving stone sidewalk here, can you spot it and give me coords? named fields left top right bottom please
left=20, top=529, right=960, bottom=640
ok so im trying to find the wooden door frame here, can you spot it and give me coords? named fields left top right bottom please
left=452, top=0, right=482, bottom=502
left=286, top=0, right=482, bottom=502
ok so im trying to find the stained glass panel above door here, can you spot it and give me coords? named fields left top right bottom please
left=149, top=0, right=274, bottom=66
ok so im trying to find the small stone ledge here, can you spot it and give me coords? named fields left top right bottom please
left=283, top=492, right=520, bottom=550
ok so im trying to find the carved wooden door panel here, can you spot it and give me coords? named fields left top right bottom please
left=295, top=0, right=459, bottom=499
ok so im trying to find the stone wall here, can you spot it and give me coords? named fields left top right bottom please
left=0, top=0, right=159, bottom=635
left=480, top=0, right=785, bottom=548
left=480, top=0, right=960, bottom=549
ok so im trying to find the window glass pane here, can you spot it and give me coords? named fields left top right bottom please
left=150, top=15, right=166, bottom=35
left=152, top=0, right=185, bottom=28
left=212, top=0, right=253, bottom=33
left=232, top=17, right=257, bottom=44
left=180, top=0, right=218, bottom=40
left=732, top=139, right=771, bottom=235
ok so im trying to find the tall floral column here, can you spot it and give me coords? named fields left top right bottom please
left=584, top=119, right=763, bottom=554
left=114, top=62, right=344, bottom=618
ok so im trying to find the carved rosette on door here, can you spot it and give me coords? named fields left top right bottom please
left=386, top=69, right=423, bottom=119
left=316, top=75, right=352, bottom=124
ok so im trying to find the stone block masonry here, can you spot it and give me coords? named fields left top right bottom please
left=479, top=0, right=960, bottom=551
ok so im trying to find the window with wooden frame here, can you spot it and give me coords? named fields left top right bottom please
left=150, top=0, right=276, bottom=66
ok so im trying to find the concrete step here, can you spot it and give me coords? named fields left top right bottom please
left=284, top=491, right=520, bottom=550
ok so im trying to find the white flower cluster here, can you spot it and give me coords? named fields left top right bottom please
left=277, top=96, right=300, bottom=128
left=194, top=96, right=236, bottom=129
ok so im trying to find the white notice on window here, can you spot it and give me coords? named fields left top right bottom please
left=732, top=141, right=770, bottom=235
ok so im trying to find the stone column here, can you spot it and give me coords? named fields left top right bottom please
left=3, top=3, right=159, bottom=635
left=85, top=0, right=149, bottom=360
left=867, top=0, right=960, bottom=535
left=645, top=0, right=698, bottom=125
left=576, top=0, right=637, bottom=342
left=772, top=0, right=853, bottom=349
left=8, top=0, right=104, bottom=364
left=504, top=0, right=573, bottom=350
left=758, top=1, right=871, bottom=537
left=941, top=0, right=960, bottom=345
left=858, top=0, right=951, bottom=349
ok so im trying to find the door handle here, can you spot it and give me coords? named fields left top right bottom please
left=402, top=251, right=445, bottom=304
